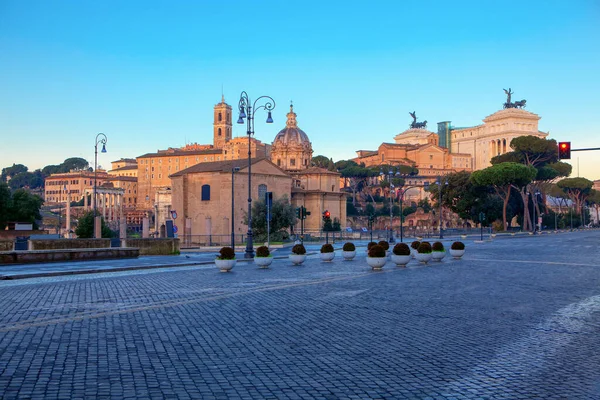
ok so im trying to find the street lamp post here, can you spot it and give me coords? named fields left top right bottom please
left=93, top=133, right=107, bottom=238
left=380, top=167, right=397, bottom=244
left=237, top=91, right=275, bottom=258
left=231, top=166, right=240, bottom=249
left=437, top=176, right=448, bottom=239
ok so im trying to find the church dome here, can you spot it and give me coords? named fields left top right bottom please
left=273, top=105, right=311, bottom=147
left=270, top=104, right=313, bottom=171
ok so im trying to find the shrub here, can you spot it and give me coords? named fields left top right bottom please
left=320, top=243, right=334, bottom=253
left=378, top=240, right=390, bottom=251
left=393, top=243, right=411, bottom=256
left=368, top=244, right=386, bottom=258
left=417, top=241, right=432, bottom=254
left=451, top=241, right=465, bottom=250
left=432, top=241, right=444, bottom=252
left=292, top=244, right=306, bottom=255
left=256, top=246, right=270, bottom=257
left=367, top=241, right=377, bottom=250
left=218, top=246, right=235, bottom=260
left=411, top=241, right=421, bottom=250
left=342, top=242, right=355, bottom=251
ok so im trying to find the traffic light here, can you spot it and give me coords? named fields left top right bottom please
left=322, top=210, right=331, bottom=222
left=296, top=207, right=301, bottom=219
left=558, top=142, right=571, bottom=160
left=302, top=206, right=310, bottom=220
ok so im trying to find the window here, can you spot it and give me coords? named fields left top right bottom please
left=201, top=184, right=211, bottom=201
left=218, top=113, right=222, bottom=122
left=258, top=184, right=267, bottom=200
left=218, top=128, right=222, bottom=136
left=277, top=160, right=281, bottom=166
left=430, top=155, right=433, bottom=160
left=290, top=159, right=296, bottom=166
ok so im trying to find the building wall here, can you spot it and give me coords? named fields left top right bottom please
left=450, top=108, right=548, bottom=170
left=171, top=161, right=292, bottom=238
left=44, top=170, right=107, bottom=203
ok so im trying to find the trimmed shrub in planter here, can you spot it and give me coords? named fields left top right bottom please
left=255, top=245, right=273, bottom=268
left=450, top=241, right=466, bottom=259
left=320, top=243, right=335, bottom=262
left=391, top=243, right=411, bottom=266
left=367, top=244, right=387, bottom=270
left=415, top=241, right=432, bottom=264
left=342, top=242, right=356, bottom=261
left=216, top=246, right=236, bottom=272
left=410, top=240, right=421, bottom=258
left=290, top=243, right=307, bottom=265
left=431, top=241, right=446, bottom=262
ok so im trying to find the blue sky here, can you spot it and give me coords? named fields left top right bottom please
left=1, top=0, right=599, bottom=179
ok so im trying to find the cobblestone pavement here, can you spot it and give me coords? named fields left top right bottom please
left=1, top=231, right=600, bottom=399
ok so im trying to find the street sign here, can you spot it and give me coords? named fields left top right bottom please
left=171, top=210, right=178, bottom=220
left=173, top=225, right=178, bottom=234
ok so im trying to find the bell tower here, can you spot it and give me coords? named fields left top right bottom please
left=213, top=95, right=232, bottom=149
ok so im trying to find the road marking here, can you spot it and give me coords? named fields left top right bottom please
left=468, top=258, right=599, bottom=268
left=440, top=294, right=600, bottom=396
left=0, top=270, right=388, bottom=332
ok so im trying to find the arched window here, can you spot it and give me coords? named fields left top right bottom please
left=258, top=184, right=267, bottom=200
left=218, top=128, right=222, bottom=136
left=218, top=113, right=222, bottom=122
left=201, top=184, right=210, bottom=201
left=277, top=159, right=281, bottom=166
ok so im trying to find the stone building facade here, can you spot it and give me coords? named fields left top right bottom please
left=44, top=170, right=106, bottom=204
left=448, top=108, right=548, bottom=170
left=170, top=158, right=292, bottom=244
left=136, top=96, right=269, bottom=211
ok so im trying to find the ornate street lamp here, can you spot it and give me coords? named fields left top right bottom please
left=231, top=166, right=240, bottom=249
left=237, top=91, right=275, bottom=258
left=94, top=133, right=107, bottom=238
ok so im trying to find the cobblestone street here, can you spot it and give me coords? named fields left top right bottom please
left=1, top=231, right=600, bottom=399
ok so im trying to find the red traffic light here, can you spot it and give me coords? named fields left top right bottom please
left=558, top=141, right=571, bottom=160
left=324, top=210, right=331, bottom=218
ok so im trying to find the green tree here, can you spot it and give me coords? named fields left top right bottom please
left=9, top=189, right=44, bottom=229
left=8, top=171, right=44, bottom=189
left=0, top=182, right=12, bottom=229
left=557, top=177, right=593, bottom=214
left=471, top=162, right=537, bottom=231
left=74, top=211, right=113, bottom=238
left=312, top=155, right=331, bottom=169
left=60, top=157, right=89, bottom=172
left=245, top=195, right=297, bottom=242
left=1, top=164, right=28, bottom=182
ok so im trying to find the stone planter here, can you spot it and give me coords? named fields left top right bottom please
left=449, top=249, right=465, bottom=259
left=366, top=256, right=387, bottom=271
left=215, top=259, right=236, bottom=272
left=415, top=252, right=432, bottom=264
left=255, top=257, right=273, bottom=268
left=289, top=254, right=307, bottom=265
left=432, top=251, right=446, bottom=262
left=342, top=250, right=356, bottom=261
left=320, top=252, right=335, bottom=262
left=391, top=254, right=411, bottom=267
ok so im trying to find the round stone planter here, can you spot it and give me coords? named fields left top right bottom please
left=391, top=254, right=411, bottom=267
left=415, top=252, right=432, bottom=264
left=449, top=249, right=465, bottom=259
left=289, top=254, right=307, bottom=265
left=342, top=250, right=356, bottom=261
left=320, top=252, right=335, bottom=262
left=215, top=259, right=236, bottom=272
left=254, top=257, right=273, bottom=268
left=366, top=256, right=387, bottom=271
left=432, top=251, right=446, bottom=262
left=410, top=248, right=418, bottom=258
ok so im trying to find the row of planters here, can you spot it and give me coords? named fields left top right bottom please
left=214, top=240, right=466, bottom=272
left=365, top=240, right=465, bottom=270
